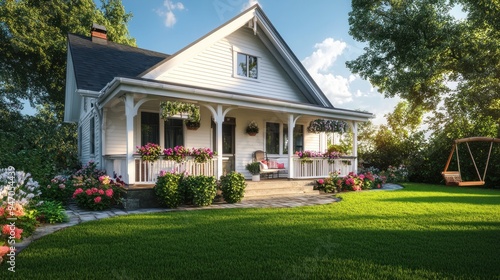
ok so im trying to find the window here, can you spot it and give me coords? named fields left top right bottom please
left=141, top=112, right=159, bottom=145
left=265, top=122, right=280, bottom=154
left=164, top=119, right=184, bottom=148
left=89, top=117, right=95, bottom=154
left=283, top=124, right=304, bottom=154
left=236, top=52, right=258, bottom=79
left=266, top=123, right=304, bottom=155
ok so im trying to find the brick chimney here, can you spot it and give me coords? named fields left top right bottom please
left=91, top=23, right=107, bottom=44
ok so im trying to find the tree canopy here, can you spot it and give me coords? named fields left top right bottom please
left=0, top=0, right=135, bottom=183
left=347, top=0, right=500, bottom=133
left=0, top=0, right=135, bottom=110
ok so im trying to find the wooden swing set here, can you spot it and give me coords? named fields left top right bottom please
left=442, top=137, right=500, bottom=186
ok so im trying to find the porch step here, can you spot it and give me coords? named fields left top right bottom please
left=243, top=179, right=320, bottom=200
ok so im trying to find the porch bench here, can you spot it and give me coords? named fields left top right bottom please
left=259, top=167, right=287, bottom=178
left=253, top=150, right=288, bottom=178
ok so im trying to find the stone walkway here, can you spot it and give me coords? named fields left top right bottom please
left=16, top=183, right=402, bottom=253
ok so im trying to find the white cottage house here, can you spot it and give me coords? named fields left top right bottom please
left=64, top=4, right=373, bottom=186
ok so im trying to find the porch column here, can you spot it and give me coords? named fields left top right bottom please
left=215, top=105, right=224, bottom=179
left=287, top=114, right=295, bottom=179
left=124, top=94, right=135, bottom=185
left=352, top=121, right=358, bottom=174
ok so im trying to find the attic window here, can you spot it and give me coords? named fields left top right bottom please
left=236, top=52, right=258, bottom=79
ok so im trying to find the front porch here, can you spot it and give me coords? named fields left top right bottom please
left=104, top=155, right=357, bottom=184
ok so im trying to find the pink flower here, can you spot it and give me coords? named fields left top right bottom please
left=0, top=246, right=10, bottom=257
left=12, top=203, right=24, bottom=217
left=0, top=207, right=4, bottom=217
left=14, top=228, right=23, bottom=239
left=91, top=188, right=98, bottom=193
left=105, top=189, right=113, bottom=198
left=98, top=189, right=105, bottom=195
left=99, top=175, right=111, bottom=185
left=317, top=179, right=324, bottom=185
left=85, top=189, right=93, bottom=196
left=2, top=225, right=10, bottom=235
left=73, top=188, right=83, bottom=198
left=94, top=196, right=102, bottom=203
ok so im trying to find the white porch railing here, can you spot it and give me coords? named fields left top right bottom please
left=293, top=156, right=356, bottom=179
left=135, top=156, right=217, bottom=183
left=103, top=155, right=218, bottom=184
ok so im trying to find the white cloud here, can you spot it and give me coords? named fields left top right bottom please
left=241, top=0, right=260, bottom=11
left=302, top=38, right=355, bottom=104
left=157, top=0, right=186, bottom=28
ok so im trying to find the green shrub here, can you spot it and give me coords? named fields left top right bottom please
left=14, top=209, right=39, bottom=238
left=72, top=175, right=124, bottom=211
left=182, top=175, right=217, bottom=206
left=220, top=172, right=246, bottom=203
left=35, top=201, right=68, bottom=224
left=154, top=172, right=183, bottom=208
left=40, top=175, right=75, bottom=205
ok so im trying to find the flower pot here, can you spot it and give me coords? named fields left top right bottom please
left=251, top=174, right=260, bottom=182
left=247, top=132, right=257, bottom=136
left=186, top=126, right=199, bottom=131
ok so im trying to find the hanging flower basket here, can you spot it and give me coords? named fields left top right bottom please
left=160, top=101, right=201, bottom=129
left=307, top=119, right=348, bottom=134
left=246, top=121, right=259, bottom=135
left=185, top=120, right=200, bottom=130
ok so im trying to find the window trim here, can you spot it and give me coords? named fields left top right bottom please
left=265, top=122, right=305, bottom=156
left=232, top=46, right=260, bottom=81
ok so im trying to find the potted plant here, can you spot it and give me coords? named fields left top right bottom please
left=246, top=121, right=259, bottom=136
left=245, top=162, right=261, bottom=181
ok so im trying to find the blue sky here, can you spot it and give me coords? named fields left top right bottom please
left=119, top=0, right=400, bottom=125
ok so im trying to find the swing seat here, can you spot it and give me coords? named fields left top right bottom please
left=442, top=171, right=485, bottom=186
left=442, top=171, right=462, bottom=186
left=457, top=181, right=484, bottom=187
left=442, top=137, right=500, bottom=187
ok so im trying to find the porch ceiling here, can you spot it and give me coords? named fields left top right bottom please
left=98, top=77, right=374, bottom=122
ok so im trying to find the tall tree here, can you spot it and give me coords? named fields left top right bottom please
left=0, top=0, right=135, bottom=180
left=347, top=0, right=500, bottom=125
left=0, top=0, right=135, bottom=110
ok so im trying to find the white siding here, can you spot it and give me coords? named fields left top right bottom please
left=184, top=108, right=212, bottom=148
left=104, top=106, right=127, bottom=155
left=304, top=131, right=321, bottom=152
left=155, top=27, right=309, bottom=103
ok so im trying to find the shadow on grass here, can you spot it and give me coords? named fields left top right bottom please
left=379, top=195, right=500, bottom=205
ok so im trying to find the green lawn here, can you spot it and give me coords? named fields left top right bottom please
left=4, top=183, right=500, bottom=279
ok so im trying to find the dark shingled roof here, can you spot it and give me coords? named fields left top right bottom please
left=68, top=33, right=169, bottom=92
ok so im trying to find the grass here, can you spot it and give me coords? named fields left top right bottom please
left=3, top=183, right=500, bottom=279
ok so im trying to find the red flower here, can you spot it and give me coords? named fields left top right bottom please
left=85, top=189, right=92, bottom=196
left=94, top=196, right=102, bottom=203
left=98, top=189, right=105, bottom=195
left=105, top=189, right=113, bottom=198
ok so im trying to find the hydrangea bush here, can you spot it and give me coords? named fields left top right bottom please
left=0, top=168, right=42, bottom=207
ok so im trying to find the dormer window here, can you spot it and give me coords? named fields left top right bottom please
left=236, top=52, right=258, bottom=79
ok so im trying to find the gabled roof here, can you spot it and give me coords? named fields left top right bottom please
left=140, top=4, right=334, bottom=108
left=67, top=33, right=168, bottom=92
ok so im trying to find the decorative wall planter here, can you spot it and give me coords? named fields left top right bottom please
left=247, top=132, right=257, bottom=136
left=185, top=121, right=200, bottom=130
